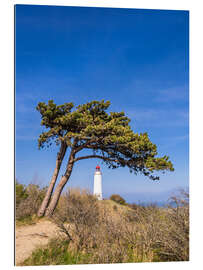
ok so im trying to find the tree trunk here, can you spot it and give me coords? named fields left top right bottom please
left=37, top=142, right=67, bottom=217
left=45, top=152, right=75, bottom=216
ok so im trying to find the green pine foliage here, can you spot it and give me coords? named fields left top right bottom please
left=37, top=100, right=174, bottom=180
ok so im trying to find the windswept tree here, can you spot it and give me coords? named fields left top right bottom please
left=36, top=100, right=174, bottom=216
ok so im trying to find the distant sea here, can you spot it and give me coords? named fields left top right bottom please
left=104, top=186, right=189, bottom=207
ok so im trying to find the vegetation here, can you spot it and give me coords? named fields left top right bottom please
left=16, top=181, right=47, bottom=224
left=16, top=181, right=28, bottom=207
left=22, top=239, right=90, bottom=266
left=36, top=99, right=174, bottom=216
left=20, top=188, right=189, bottom=265
left=110, top=194, right=126, bottom=205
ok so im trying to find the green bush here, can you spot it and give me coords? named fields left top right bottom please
left=110, top=194, right=126, bottom=205
left=16, top=182, right=47, bottom=220
left=16, top=181, right=28, bottom=207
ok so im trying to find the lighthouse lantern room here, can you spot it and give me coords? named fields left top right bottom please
left=93, top=165, right=102, bottom=200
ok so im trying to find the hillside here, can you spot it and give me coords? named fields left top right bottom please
left=16, top=190, right=189, bottom=265
left=15, top=200, right=134, bottom=265
left=98, top=199, right=134, bottom=215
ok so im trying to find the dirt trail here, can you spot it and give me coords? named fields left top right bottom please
left=15, top=220, right=62, bottom=265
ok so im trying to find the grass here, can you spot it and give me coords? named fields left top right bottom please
left=16, top=215, right=40, bottom=227
left=99, top=199, right=132, bottom=211
left=21, top=239, right=91, bottom=266
left=21, top=236, right=163, bottom=265
left=18, top=189, right=189, bottom=265
left=97, top=199, right=137, bottom=221
left=21, top=238, right=145, bottom=265
left=15, top=214, right=51, bottom=227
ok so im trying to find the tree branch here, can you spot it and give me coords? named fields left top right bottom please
left=74, top=137, right=103, bottom=153
left=74, top=155, right=119, bottom=163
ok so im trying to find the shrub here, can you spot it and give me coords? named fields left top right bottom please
left=153, top=190, right=189, bottom=261
left=21, top=188, right=189, bottom=265
left=53, top=188, right=100, bottom=251
left=52, top=188, right=157, bottom=263
left=113, top=205, right=118, bottom=211
left=110, top=194, right=126, bottom=205
left=16, top=183, right=47, bottom=220
left=16, top=181, right=28, bottom=207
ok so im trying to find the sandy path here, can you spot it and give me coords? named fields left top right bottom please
left=15, top=220, right=62, bottom=265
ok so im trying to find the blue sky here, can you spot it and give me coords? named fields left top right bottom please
left=15, top=5, right=189, bottom=203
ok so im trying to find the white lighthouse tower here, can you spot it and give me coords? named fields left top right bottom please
left=94, top=165, right=102, bottom=200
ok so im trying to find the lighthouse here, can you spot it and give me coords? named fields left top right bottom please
left=94, top=165, right=102, bottom=200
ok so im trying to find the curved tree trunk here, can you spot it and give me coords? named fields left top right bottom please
left=37, top=142, right=67, bottom=217
left=45, top=151, right=75, bottom=217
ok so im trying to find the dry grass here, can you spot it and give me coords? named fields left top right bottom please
left=52, top=188, right=189, bottom=263
left=20, top=187, right=189, bottom=265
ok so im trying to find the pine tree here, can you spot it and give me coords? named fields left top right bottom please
left=36, top=100, right=174, bottom=216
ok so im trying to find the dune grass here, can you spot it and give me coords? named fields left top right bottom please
left=19, top=188, right=189, bottom=265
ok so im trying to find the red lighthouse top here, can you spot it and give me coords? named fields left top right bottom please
left=96, top=165, right=100, bottom=170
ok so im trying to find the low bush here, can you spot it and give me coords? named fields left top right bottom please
left=110, top=194, right=126, bottom=205
left=16, top=183, right=47, bottom=221
left=53, top=188, right=100, bottom=251
left=20, top=188, right=189, bottom=265
left=153, top=189, right=189, bottom=261
left=16, top=181, right=28, bottom=207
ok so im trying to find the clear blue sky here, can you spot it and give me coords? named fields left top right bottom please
left=15, top=5, right=189, bottom=204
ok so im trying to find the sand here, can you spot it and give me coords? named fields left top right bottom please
left=15, top=220, right=61, bottom=265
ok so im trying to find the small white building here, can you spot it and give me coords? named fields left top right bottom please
left=93, top=165, right=102, bottom=200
